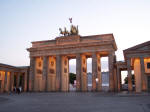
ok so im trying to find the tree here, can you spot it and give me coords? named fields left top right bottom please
left=69, top=73, right=76, bottom=84
left=124, top=74, right=135, bottom=85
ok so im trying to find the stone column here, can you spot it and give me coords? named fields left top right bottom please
left=92, top=52, right=102, bottom=92
left=127, top=58, right=133, bottom=91
left=117, top=68, right=121, bottom=92
left=108, top=52, right=115, bottom=92
left=76, top=53, right=81, bottom=91
left=92, top=53, right=97, bottom=91
left=134, top=58, right=142, bottom=92
left=140, top=57, right=147, bottom=91
left=24, top=71, right=28, bottom=92
left=10, top=72, right=14, bottom=91
left=4, top=71, right=8, bottom=92
left=97, top=54, right=102, bottom=91
left=56, top=55, right=61, bottom=91
left=43, top=56, right=48, bottom=91
left=119, top=70, right=122, bottom=90
left=47, top=56, right=56, bottom=91
left=29, top=57, right=36, bottom=91
left=113, top=55, right=118, bottom=92
left=61, top=56, right=69, bottom=92
left=81, top=54, right=87, bottom=92
left=113, top=67, right=118, bottom=92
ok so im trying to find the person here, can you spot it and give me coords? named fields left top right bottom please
left=13, top=87, right=16, bottom=93
left=19, top=86, right=22, bottom=93
left=16, top=87, right=20, bottom=94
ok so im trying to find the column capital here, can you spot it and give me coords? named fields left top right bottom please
left=43, top=56, right=49, bottom=58
left=108, top=51, right=115, bottom=55
left=126, top=57, right=131, bottom=61
left=126, top=58, right=131, bottom=67
left=76, top=53, right=81, bottom=57
left=139, top=56, right=144, bottom=60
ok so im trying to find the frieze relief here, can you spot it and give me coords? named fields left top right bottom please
left=56, top=35, right=80, bottom=45
left=49, top=69, right=55, bottom=74
left=64, top=68, right=67, bottom=73
left=36, top=69, right=42, bottom=74
left=82, top=67, right=86, bottom=73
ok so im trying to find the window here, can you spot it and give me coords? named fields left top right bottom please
left=147, top=63, right=150, bottom=69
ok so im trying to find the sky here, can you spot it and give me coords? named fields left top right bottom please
left=0, top=0, right=150, bottom=73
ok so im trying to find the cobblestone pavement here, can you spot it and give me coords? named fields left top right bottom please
left=0, top=92, right=150, bottom=112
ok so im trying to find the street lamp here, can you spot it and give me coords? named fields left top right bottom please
left=95, top=78, right=99, bottom=91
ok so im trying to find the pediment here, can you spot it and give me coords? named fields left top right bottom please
left=136, top=45, right=150, bottom=50
left=124, top=41, right=150, bottom=52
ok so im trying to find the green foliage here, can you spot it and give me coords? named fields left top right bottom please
left=124, top=74, right=135, bottom=84
left=69, top=73, right=76, bottom=84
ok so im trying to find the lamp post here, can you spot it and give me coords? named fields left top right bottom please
left=95, top=78, right=99, bottom=92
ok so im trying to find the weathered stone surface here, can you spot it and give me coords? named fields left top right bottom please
left=108, top=52, right=115, bottom=91
left=27, top=34, right=117, bottom=92
left=76, top=53, right=81, bottom=91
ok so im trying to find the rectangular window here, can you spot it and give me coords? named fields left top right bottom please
left=147, top=63, right=150, bottom=69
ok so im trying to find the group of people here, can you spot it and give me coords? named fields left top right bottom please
left=13, top=86, right=22, bottom=94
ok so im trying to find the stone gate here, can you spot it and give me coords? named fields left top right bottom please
left=27, top=34, right=117, bottom=92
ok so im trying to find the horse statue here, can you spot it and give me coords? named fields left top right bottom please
left=59, top=19, right=79, bottom=36
left=70, top=25, right=78, bottom=35
left=59, top=27, right=70, bottom=36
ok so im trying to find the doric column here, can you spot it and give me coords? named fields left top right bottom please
left=96, top=54, right=102, bottom=91
left=76, top=53, right=81, bottom=91
left=134, top=58, right=142, bottom=92
left=61, top=56, right=69, bottom=92
left=47, top=56, right=56, bottom=91
left=29, top=57, right=35, bottom=91
left=92, top=52, right=102, bottom=92
left=56, top=55, right=61, bottom=91
left=43, top=56, right=48, bottom=91
left=10, top=72, right=14, bottom=91
left=113, top=55, right=118, bottom=92
left=4, top=71, right=8, bottom=92
left=108, top=52, right=115, bottom=91
left=92, top=52, right=97, bottom=91
left=127, top=58, right=133, bottom=91
left=140, top=57, right=147, bottom=91
left=81, top=54, right=87, bottom=92
left=117, top=68, right=121, bottom=92
left=24, top=71, right=28, bottom=92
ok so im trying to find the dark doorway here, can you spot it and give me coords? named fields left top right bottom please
left=147, top=76, right=150, bottom=92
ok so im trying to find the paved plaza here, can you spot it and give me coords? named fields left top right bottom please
left=0, top=92, right=150, bottom=112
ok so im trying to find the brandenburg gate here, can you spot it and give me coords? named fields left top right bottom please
left=0, top=21, right=149, bottom=93
left=27, top=33, right=117, bottom=92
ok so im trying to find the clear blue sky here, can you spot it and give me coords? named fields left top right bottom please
left=0, top=0, right=150, bottom=66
